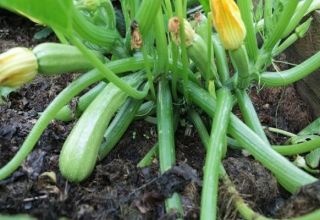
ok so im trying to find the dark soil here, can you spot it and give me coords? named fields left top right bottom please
left=1, top=11, right=319, bottom=220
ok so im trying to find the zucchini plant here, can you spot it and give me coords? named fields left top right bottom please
left=1, top=0, right=320, bottom=219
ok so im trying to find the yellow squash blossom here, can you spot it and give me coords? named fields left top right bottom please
left=0, top=47, right=38, bottom=87
left=211, top=0, right=246, bottom=50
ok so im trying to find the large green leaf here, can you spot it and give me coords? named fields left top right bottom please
left=0, top=0, right=73, bottom=33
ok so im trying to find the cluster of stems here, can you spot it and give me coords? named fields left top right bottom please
left=1, top=0, right=320, bottom=219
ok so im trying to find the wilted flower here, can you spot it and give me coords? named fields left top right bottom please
left=0, top=47, right=38, bottom=87
left=211, top=0, right=246, bottom=50
left=168, top=17, right=196, bottom=46
left=130, top=20, right=143, bottom=49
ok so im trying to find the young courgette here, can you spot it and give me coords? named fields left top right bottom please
left=33, top=43, right=105, bottom=75
left=59, top=72, right=144, bottom=182
left=98, top=97, right=143, bottom=160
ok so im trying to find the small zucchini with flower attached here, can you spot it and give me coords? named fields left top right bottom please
left=59, top=72, right=145, bottom=182
left=33, top=43, right=105, bottom=75
left=0, top=43, right=105, bottom=87
left=0, top=47, right=38, bottom=87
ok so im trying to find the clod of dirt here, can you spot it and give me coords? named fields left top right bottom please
left=132, top=162, right=201, bottom=213
left=276, top=180, right=320, bottom=218
left=222, top=157, right=279, bottom=214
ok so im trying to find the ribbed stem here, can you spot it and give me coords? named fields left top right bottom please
left=137, top=143, right=159, bottom=168
left=69, top=35, right=149, bottom=99
left=176, top=0, right=190, bottom=100
left=273, top=137, right=320, bottom=156
left=282, top=0, right=313, bottom=38
left=201, top=88, right=233, bottom=220
left=212, top=34, right=230, bottom=83
left=236, top=90, right=269, bottom=144
left=135, top=0, right=162, bottom=36
left=72, top=9, right=119, bottom=49
left=238, top=0, right=258, bottom=62
left=190, top=108, right=320, bottom=220
left=154, top=9, right=169, bottom=74
left=273, top=18, right=313, bottom=56
left=157, top=77, right=183, bottom=216
left=230, top=46, right=250, bottom=89
left=259, top=51, right=320, bottom=87
left=262, top=0, right=299, bottom=52
left=181, top=81, right=317, bottom=193
left=264, top=0, right=273, bottom=36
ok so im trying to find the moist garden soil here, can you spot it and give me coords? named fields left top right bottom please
left=0, top=11, right=320, bottom=220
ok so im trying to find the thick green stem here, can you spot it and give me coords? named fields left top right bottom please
left=155, top=9, right=169, bottom=74
left=137, top=143, right=159, bottom=168
left=212, top=34, right=230, bottom=83
left=273, top=137, right=320, bottom=156
left=69, top=35, right=149, bottom=99
left=0, top=57, right=146, bottom=180
left=72, top=9, right=119, bottom=49
left=236, top=90, right=269, bottom=144
left=135, top=0, right=162, bottom=36
left=189, top=111, right=318, bottom=156
left=181, top=81, right=317, bottom=193
left=273, top=18, right=313, bottom=56
left=190, top=108, right=320, bottom=220
left=258, top=51, right=320, bottom=87
left=176, top=0, right=190, bottom=100
left=188, top=110, right=210, bottom=150
left=142, top=47, right=156, bottom=98
left=237, top=0, right=258, bottom=62
left=282, top=0, right=313, bottom=38
left=103, top=0, right=116, bottom=29
left=230, top=46, right=250, bottom=89
left=264, top=0, right=273, bottom=36
left=201, top=88, right=233, bottom=220
left=157, top=77, right=183, bottom=215
left=262, top=0, right=299, bottom=52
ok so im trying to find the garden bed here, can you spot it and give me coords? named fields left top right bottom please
left=0, top=7, right=320, bottom=220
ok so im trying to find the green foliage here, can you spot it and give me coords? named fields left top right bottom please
left=0, top=0, right=73, bottom=33
left=306, top=148, right=320, bottom=169
left=1, top=0, right=320, bottom=219
left=199, top=0, right=210, bottom=12
left=299, top=117, right=320, bottom=136
left=33, top=27, right=53, bottom=40
left=0, top=87, right=15, bottom=104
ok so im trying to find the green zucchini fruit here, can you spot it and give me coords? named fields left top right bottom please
left=59, top=72, right=144, bottom=182
left=98, top=97, right=143, bottom=160
left=33, top=43, right=105, bottom=75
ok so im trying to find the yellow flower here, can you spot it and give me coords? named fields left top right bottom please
left=211, top=0, right=246, bottom=50
left=0, top=47, right=38, bottom=87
